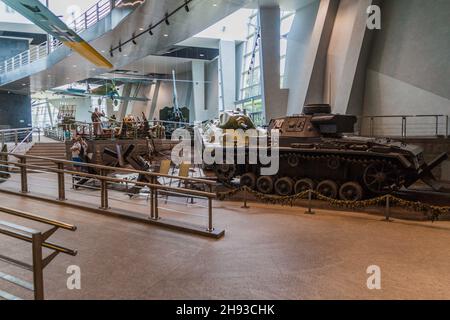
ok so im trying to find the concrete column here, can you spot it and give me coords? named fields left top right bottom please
left=219, top=40, right=236, bottom=109
left=148, top=81, right=161, bottom=120
left=285, top=0, right=338, bottom=115
left=326, top=0, right=377, bottom=115
left=0, top=91, right=32, bottom=128
left=191, top=60, right=206, bottom=122
left=130, top=84, right=153, bottom=117
left=117, top=83, right=133, bottom=120
left=259, top=6, right=286, bottom=121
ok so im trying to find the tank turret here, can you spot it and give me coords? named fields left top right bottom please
left=268, top=104, right=357, bottom=145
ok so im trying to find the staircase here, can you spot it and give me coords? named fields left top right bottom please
left=25, top=142, right=67, bottom=169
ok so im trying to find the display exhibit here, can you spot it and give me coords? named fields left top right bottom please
left=0, top=0, right=449, bottom=309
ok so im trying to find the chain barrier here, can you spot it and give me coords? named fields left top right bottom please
left=217, top=186, right=450, bottom=222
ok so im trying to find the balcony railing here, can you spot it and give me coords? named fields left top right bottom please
left=0, top=0, right=124, bottom=75
left=357, top=114, right=449, bottom=139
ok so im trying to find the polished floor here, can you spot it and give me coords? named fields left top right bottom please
left=1, top=188, right=450, bottom=300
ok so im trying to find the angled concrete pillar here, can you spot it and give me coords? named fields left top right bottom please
left=117, top=83, right=133, bottom=120
left=191, top=61, right=206, bottom=122
left=326, top=0, right=377, bottom=115
left=148, top=81, right=161, bottom=120
left=285, top=0, right=338, bottom=115
left=130, top=84, right=153, bottom=117
left=219, top=40, right=236, bottom=109
left=259, top=6, right=287, bottom=121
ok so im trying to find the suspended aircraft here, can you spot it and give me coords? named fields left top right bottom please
left=49, top=80, right=150, bottom=106
left=2, top=0, right=113, bottom=68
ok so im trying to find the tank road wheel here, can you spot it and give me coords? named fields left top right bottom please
left=316, top=180, right=338, bottom=199
left=274, top=177, right=295, bottom=196
left=339, top=182, right=364, bottom=201
left=214, top=164, right=237, bottom=182
left=363, top=162, right=400, bottom=194
left=294, top=178, right=316, bottom=194
left=256, top=176, right=274, bottom=194
left=240, top=173, right=257, bottom=189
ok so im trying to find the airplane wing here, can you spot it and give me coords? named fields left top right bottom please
left=2, top=0, right=113, bottom=69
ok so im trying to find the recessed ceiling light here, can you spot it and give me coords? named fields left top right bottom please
left=164, top=34, right=169, bottom=37
left=139, top=27, right=144, bottom=31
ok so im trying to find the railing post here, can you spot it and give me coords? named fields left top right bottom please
left=96, top=3, right=100, bottom=21
left=154, top=186, right=159, bottom=220
left=208, top=197, right=213, bottom=232
left=31, top=232, right=45, bottom=300
left=149, top=176, right=155, bottom=219
left=370, top=117, right=374, bottom=137
left=20, top=158, right=28, bottom=193
left=435, top=115, right=439, bottom=137
left=14, top=130, right=18, bottom=145
left=100, top=170, right=109, bottom=210
left=446, top=115, right=449, bottom=139
left=401, top=117, right=407, bottom=138
left=57, top=162, right=66, bottom=201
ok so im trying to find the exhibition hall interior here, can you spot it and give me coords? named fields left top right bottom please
left=0, top=0, right=449, bottom=301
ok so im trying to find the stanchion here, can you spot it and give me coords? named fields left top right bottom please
left=304, top=189, right=315, bottom=215
left=384, top=195, right=393, bottom=222
left=241, top=187, right=250, bottom=209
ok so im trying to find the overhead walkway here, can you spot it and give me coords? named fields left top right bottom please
left=0, top=0, right=247, bottom=94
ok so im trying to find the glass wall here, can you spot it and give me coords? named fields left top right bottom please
left=236, top=10, right=295, bottom=125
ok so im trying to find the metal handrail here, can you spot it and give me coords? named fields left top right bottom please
left=0, top=127, right=41, bottom=153
left=358, top=114, right=449, bottom=138
left=0, top=0, right=122, bottom=75
left=0, top=151, right=221, bottom=237
left=0, top=206, right=76, bottom=231
left=5, top=152, right=215, bottom=186
left=0, top=206, right=77, bottom=300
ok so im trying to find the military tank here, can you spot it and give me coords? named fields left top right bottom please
left=208, top=105, right=448, bottom=200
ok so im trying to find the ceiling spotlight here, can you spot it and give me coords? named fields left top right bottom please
left=149, top=27, right=154, bottom=36
left=110, top=49, right=114, bottom=57
left=132, top=34, right=137, bottom=45
left=184, top=0, right=190, bottom=12
left=165, top=13, right=170, bottom=25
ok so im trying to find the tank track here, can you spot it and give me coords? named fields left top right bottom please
left=230, top=152, right=408, bottom=200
